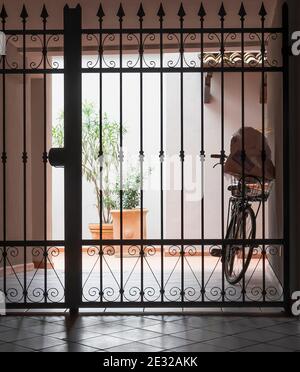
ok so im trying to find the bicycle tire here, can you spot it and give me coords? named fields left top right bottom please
left=224, top=205, right=256, bottom=285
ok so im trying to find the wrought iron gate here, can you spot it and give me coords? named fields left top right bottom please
left=0, top=2, right=290, bottom=311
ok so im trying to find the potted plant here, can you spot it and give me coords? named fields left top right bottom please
left=52, top=102, right=124, bottom=240
left=111, top=167, right=150, bottom=256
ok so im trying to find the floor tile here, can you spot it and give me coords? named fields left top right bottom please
left=15, top=336, right=66, bottom=351
left=202, top=322, right=253, bottom=335
left=0, top=318, right=43, bottom=329
left=41, top=342, right=101, bottom=352
left=264, top=316, right=298, bottom=323
left=0, top=343, right=34, bottom=352
left=50, top=329, right=102, bottom=342
left=140, top=335, right=196, bottom=349
left=28, top=316, right=67, bottom=324
left=155, top=315, right=187, bottom=322
left=78, top=335, right=132, bottom=349
left=64, top=317, right=106, bottom=329
left=231, top=317, right=284, bottom=329
left=106, top=341, right=162, bottom=353
left=109, top=329, right=161, bottom=342
left=173, top=329, right=223, bottom=342
left=165, top=343, right=227, bottom=353
left=236, top=329, right=284, bottom=342
left=204, top=335, right=257, bottom=351
left=0, top=325, right=13, bottom=333
left=29, top=324, right=67, bottom=335
left=172, top=316, right=231, bottom=329
left=236, top=343, right=292, bottom=352
left=142, top=322, right=195, bottom=334
left=98, top=316, right=128, bottom=323
left=84, top=323, right=134, bottom=335
left=263, top=322, right=300, bottom=336
left=0, top=329, right=41, bottom=342
left=115, top=317, right=161, bottom=328
left=268, top=336, right=300, bottom=351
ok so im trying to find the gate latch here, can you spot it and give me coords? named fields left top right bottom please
left=49, top=148, right=65, bottom=168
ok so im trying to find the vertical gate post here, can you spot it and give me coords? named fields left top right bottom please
left=64, top=4, right=82, bottom=313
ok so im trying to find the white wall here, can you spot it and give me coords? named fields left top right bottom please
left=165, top=69, right=269, bottom=239
left=52, top=54, right=274, bottom=241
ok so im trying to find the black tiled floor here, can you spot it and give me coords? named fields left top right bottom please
left=0, top=312, right=299, bottom=352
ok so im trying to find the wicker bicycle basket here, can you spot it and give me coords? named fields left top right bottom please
left=229, top=176, right=273, bottom=202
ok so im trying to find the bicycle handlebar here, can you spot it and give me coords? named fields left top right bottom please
left=211, top=154, right=228, bottom=159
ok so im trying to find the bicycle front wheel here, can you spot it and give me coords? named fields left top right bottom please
left=224, top=205, right=256, bottom=285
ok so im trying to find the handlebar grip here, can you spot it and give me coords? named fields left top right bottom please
left=211, top=154, right=228, bottom=159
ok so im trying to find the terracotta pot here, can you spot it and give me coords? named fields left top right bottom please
left=88, top=223, right=114, bottom=240
left=32, top=247, right=55, bottom=269
left=111, top=209, right=148, bottom=257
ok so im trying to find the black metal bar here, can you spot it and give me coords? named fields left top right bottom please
left=282, top=2, right=290, bottom=311
left=0, top=238, right=285, bottom=247
left=240, top=3, right=246, bottom=303
left=138, top=4, right=145, bottom=303
left=98, top=4, right=104, bottom=305
left=4, top=29, right=63, bottom=35
left=260, top=3, right=267, bottom=303
left=82, top=238, right=284, bottom=247
left=0, top=27, right=284, bottom=36
left=21, top=6, right=28, bottom=304
left=64, top=4, right=82, bottom=312
left=42, top=6, right=48, bottom=304
left=0, top=69, right=64, bottom=74
left=80, top=67, right=284, bottom=74
left=6, top=303, right=67, bottom=309
left=0, top=237, right=286, bottom=246
left=158, top=4, right=165, bottom=304
left=0, top=67, right=284, bottom=74
left=1, top=6, right=7, bottom=299
left=80, top=301, right=285, bottom=308
left=178, top=3, right=185, bottom=304
left=199, top=3, right=206, bottom=303
left=80, top=27, right=283, bottom=35
left=6, top=301, right=285, bottom=310
left=219, top=4, right=226, bottom=302
left=118, top=5, right=125, bottom=303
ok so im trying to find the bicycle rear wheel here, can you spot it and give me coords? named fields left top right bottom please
left=224, top=205, right=256, bottom=285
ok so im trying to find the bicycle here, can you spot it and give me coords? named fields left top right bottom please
left=210, top=154, right=273, bottom=285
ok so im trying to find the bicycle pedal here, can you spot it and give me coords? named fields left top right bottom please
left=210, top=248, right=223, bottom=258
